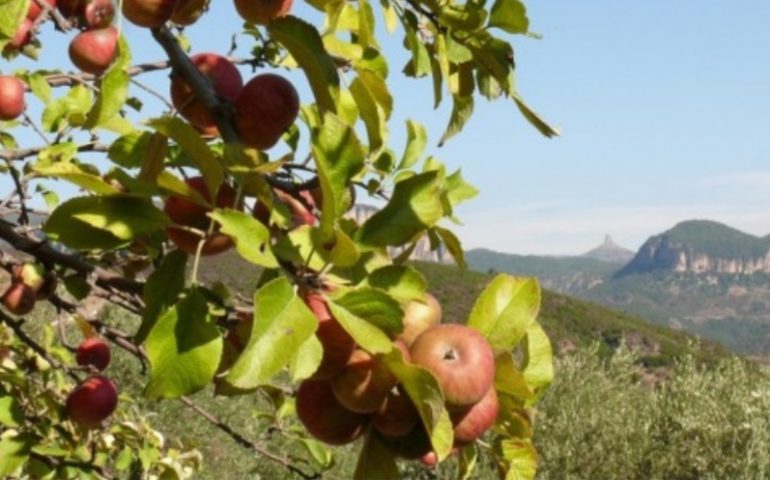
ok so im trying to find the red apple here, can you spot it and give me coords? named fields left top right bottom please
left=68, top=26, right=118, bottom=75
left=373, top=388, right=419, bottom=437
left=450, top=386, right=498, bottom=443
left=65, top=375, right=118, bottom=428
left=0, top=76, right=25, bottom=121
left=83, top=0, right=115, bottom=28
left=163, top=176, right=237, bottom=256
left=5, top=20, right=32, bottom=52
left=253, top=188, right=316, bottom=229
left=75, top=337, right=111, bottom=371
left=409, top=324, right=495, bottom=409
left=26, top=0, right=56, bottom=22
left=170, top=0, right=208, bottom=25
left=296, top=380, right=367, bottom=445
left=302, top=291, right=355, bottom=381
left=398, top=293, right=442, bottom=346
left=234, top=0, right=291, bottom=25
left=331, top=349, right=397, bottom=414
left=234, top=73, right=299, bottom=150
left=1, top=283, right=36, bottom=316
left=170, top=53, right=243, bottom=134
left=121, top=0, right=177, bottom=27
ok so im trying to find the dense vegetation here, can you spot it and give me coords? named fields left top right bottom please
left=660, top=220, right=770, bottom=259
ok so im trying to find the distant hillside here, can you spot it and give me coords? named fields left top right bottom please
left=581, top=235, right=635, bottom=263
left=617, top=220, right=770, bottom=277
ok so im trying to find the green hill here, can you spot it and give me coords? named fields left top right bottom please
left=661, top=220, right=769, bottom=259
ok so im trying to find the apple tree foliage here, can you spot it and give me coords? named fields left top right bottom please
left=0, top=0, right=556, bottom=477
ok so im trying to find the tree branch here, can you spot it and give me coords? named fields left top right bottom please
left=0, top=142, right=109, bottom=162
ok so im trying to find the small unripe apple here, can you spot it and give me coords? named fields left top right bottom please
left=302, top=291, right=355, bottom=380
left=164, top=176, right=237, bottom=256
left=121, top=0, right=177, bottom=27
left=373, top=388, right=419, bottom=437
left=234, top=0, right=292, bottom=25
left=75, top=337, right=111, bottom=371
left=398, top=293, right=441, bottom=346
left=69, top=26, right=118, bottom=75
left=83, top=0, right=115, bottom=28
left=170, top=0, right=208, bottom=25
left=170, top=53, right=243, bottom=134
left=65, top=375, right=118, bottom=428
left=450, top=386, right=498, bottom=443
left=409, top=324, right=495, bottom=410
left=234, top=74, right=299, bottom=150
left=296, top=380, right=368, bottom=445
left=1, top=283, right=36, bottom=316
left=331, top=349, right=397, bottom=414
left=26, top=0, right=57, bottom=22
left=0, top=76, right=26, bottom=121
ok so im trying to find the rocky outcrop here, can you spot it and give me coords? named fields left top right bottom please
left=582, top=234, right=635, bottom=264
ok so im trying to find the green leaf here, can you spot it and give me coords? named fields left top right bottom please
left=209, top=209, right=279, bottom=268
left=0, top=432, right=34, bottom=476
left=297, top=438, right=334, bottom=469
left=0, top=396, right=24, bottom=427
left=512, top=93, right=560, bottom=138
left=137, top=132, right=169, bottom=183
left=33, top=163, right=120, bottom=195
left=224, top=277, right=318, bottom=389
left=149, top=117, right=223, bottom=197
left=445, top=169, right=479, bottom=208
left=323, top=227, right=361, bottom=267
left=439, top=94, right=474, bottom=147
left=349, top=75, right=385, bottom=151
left=27, top=73, right=52, bottom=103
left=466, top=32, right=514, bottom=91
left=382, top=349, right=454, bottom=460
left=402, top=10, right=431, bottom=77
left=354, top=432, right=399, bottom=480
left=357, top=0, right=376, bottom=49
left=522, top=322, right=553, bottom=400
left=434, top=226, right=465, bottom=269
left=356, top=171, right=444, bottom=247
left=467, top=275, right=540, bottom=354
left=494, top=352, right=534, bottom=401
left=457, top=443, right=478, bottom=480
left=496, top=393, right=534, bottom=438
left=327, top=297, right=394, bottom=354
left=269, top=16, right=340, bottom=114
left=289, top=335, right=323, bottom=382
left=44, top=196, right=169, bottom=250
left=136, top=250, right=188, bottom=344
left=398, top=120, right=427, bottom=170
left=144, top=288, right=223, bottom=399
left=501, top=439, right=538, bottom=480
left=489, top=0, right=529, bottom=34
left=0, top=0, right=27, bottom=46
left=84, top=59, right=129, bottom=130
left=333, top=288, right=403, bottom=338
left=356, top=68, right=392, bottom=118
left=365, top=265, right=426, bottom=303
left=109, top=131, right=153, bottom=169
left=311, top=113, right=365, bottom=241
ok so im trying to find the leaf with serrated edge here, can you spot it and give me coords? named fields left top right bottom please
left=209, top=209, right=279, bottom=268
left=467, top=275, right=540, bottom=354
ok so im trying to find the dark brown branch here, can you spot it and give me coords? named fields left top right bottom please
left=0, top=142, right=109, bottom=161
left=179, top=396, right=320, bottom=480
left=4, top=160, right=29, bottom=224
left=0, top=220, right=144, bottom=295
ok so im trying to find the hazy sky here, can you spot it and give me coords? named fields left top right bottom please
left=6, top=1, right=770, bottom=255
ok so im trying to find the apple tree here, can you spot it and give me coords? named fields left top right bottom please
left=0, top=0, right=557, bottom=477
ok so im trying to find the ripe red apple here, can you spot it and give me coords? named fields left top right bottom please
left=26, top=0, right=56, bottom=21
left=0, top=76, right=25, bottom=121
left=234, top=73, right=299, bottom=150
left=121, top=0, right=177, bottom=27
left=163, top=176, right=237, bottom=256
left=450, top=386, right=498, bottom=443
left=83, top=0, right=115, bottom=28
left=170, top=0, right=208, bottom=25
left=296, top=380, right=368, bottom=445
left=373, top=388, right=419, bottom=437
left=398, top=293, right=442, bottom=346
left=1, top=283, right=36, bottom=316
left=331, top=349, right=397, bottom=414
left=170, top=53, right=243, bottom=134
left=75, top=337, right=111, bottom=371
left=234, top=0, right=291, bottom=25
left=68, top=26, right=118, bottom=75
left=65, top=375, right=118, bottom=428
left=253, top=188, right=316, bottom=229
left=409, top=324, right=495, bottom=409
left=302, top=291, right=355, bottom=381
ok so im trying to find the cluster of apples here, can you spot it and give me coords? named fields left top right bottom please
left=295, top=291, right=499, bottom=466
left=66, top=337, right=119, bottom=428
left=162, top=175, right=315, bottom=255
left=1, top=263, right=57, bottom=316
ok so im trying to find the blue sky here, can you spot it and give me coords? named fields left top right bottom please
left=6, top=1, right=770, bottom=255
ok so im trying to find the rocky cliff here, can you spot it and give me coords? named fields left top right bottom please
left=616, top=220, right=770, bottom=277
left=582, top=235, right=635, bottom=264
